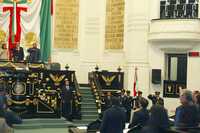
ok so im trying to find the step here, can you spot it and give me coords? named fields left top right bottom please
left=22, top=118, right=65, bottom=124
left=14, top=122, right=73, bottom=129
left=82, top=102, right=96, bottom=105
left=81, top=94, right=94, bottom=97
left=81, top=111, right=98, bottom=115
left=82, top=115, right=98, bottom=119
left=79, top=91, right=92, bottom=94
left=14, top=128, right=71, bottom=133
left=13, top=118, right=73, bottom=129
left=81, top=106, right=97, bottom=110
left=79, top=87, right=91, bottom=90
left=73, top=119, right=96, bottom=124
left=81, top=98, right=95, bottom=102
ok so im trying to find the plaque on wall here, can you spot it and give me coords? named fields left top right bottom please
left=163, top=80, right=186, bottom=98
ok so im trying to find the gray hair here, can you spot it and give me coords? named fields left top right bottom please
left=181, top=89, right=193, bottom=102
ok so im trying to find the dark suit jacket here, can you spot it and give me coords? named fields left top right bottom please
left=100, top=105, right=126, bottom=133
left=175, top=104, right=198, bottom=127
left=140, top=126, right=168, bottom=133
left=4, top=110, right=22, bottom=127
left=128, top=108, right=149, bottom=128
left=61, top=85, right=73, bottom=102
left=12, top=47, right=24, bottom=62
left=27, top=47, right=40, bottom=63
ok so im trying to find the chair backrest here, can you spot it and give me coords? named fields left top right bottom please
left=50, top=62, right=61, bottom=70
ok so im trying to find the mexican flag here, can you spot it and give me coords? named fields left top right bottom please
left=0, top=0, right=52, bottom=62
left=133, top=67, right=138, bottom=97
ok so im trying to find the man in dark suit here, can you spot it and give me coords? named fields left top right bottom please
left=128, top=97, right=149, bottom=128
left=148, top=91, right=164, bottom=106
left=175, top=90, right=198, bottom=127
left=61, top=78, right=73, bottom=121
left=12, top=42, right=24, bottom=62
left=27, top=43, right=40, bottom=63
left=100, top=96, right=126, bottom=133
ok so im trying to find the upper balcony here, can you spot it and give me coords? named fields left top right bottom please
left=148, top=19, right=200, bottom=50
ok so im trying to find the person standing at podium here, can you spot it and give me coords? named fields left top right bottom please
left=0, top=43, right=9, bottom=61
left=12, top=42, right=24, bottom=62
left=27, top=43, right=40, bottom=63
left=61, top=78, right=73, bottom=121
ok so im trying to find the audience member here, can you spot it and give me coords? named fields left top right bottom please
left=192, top=90, right=199, bottom=104
left=133, top=90, right=143, bottom=109
left=12, top=42, right=24, bottom=62
left=124, top=90, right=133, bottom=122
left=100, top=96, right=126, bottom=133
left=104, top=92, right=112, bottom=110
left=175, top=89, right=198, bottom=127
left=128, top=97, right=149, bottom=128
left=193, top=92, right=200, bottom=122
left=0, top=109, right=11, bottom=133
left=120, top=89, right=127, bottom=106
left=0, top=96, right=22, bottom=127
left=100, top=93, right=106, bottom=112
left=140, top=105, right=169, bottom=133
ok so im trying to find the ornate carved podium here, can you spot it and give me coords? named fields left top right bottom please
left=0, top=61, right=80, bottom=118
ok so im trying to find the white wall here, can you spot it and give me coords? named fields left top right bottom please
left=51, top=0, right=200, bottom=113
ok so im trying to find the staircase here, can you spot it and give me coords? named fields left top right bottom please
left=13, top=118, right=74, bottom=133
left=73, top=86, right=99, bottom=127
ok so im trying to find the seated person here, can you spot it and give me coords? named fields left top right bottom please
left=175, top=89, right=198, bottom=128
left=27, top=43, right=40, bottom=63
left=100, top=96, right=126, bottom=133
left=140, top=105, right=169, bottom=133
left=0, top=43, right=8, bottom=60
left=0, top=109, right=11, bottom=133
left=128, top=97, right=149, bottom=128
left=12, top=42, right=24, bottom=62
left=0, top=97, right=22, bottom=127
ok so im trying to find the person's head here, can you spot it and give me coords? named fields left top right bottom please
left=139, top=97, right=148, bottom=109
left=194, top=93, right=200, bottom=105
left=126, top=90, right=130, bottom=96
left=180, top=89, right=193, bottom=105
left=107, top=92, right=111, bottom=97
left=32, top=43, right=37, bottom=48
left=192, top=90, right=199, bottom=104
left=1, top=43, right=7, bottom=49
left=138, top=91, right=143, bottom=97
left=155, top=91, right=160, bottom=97
left=121, top=89, right=125, bottom=95
left=149, top=105, right=169, bottom=128
left=64, top=78, right=69, bottom=85
left=111, top=96, right=120, bottom=106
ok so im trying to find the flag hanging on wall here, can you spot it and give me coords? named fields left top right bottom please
left=133, top=67, right=138, bottom=97
left=0, top=0, right=52, bottom=62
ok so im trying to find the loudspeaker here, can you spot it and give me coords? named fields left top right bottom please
left=152, top=69, right=161, bottom=84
